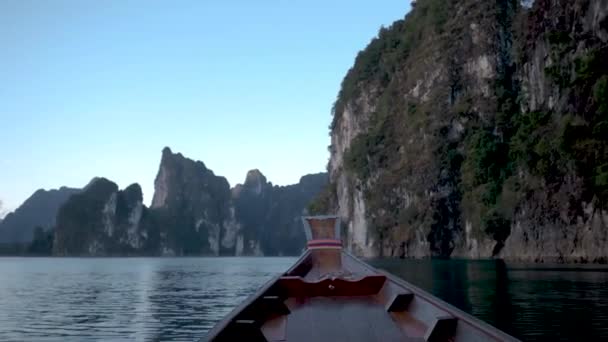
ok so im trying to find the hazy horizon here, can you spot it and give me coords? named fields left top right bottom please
left=0, top=0, right=412, bottom=213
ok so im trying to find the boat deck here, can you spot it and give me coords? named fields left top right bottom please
left=203, top=216, right=519, bottom=342
left=277, top=296, right=420, bottom=342
left=204, top=252, right=518, bottom=341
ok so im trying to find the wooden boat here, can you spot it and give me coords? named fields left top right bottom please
left=203, top=216, right=519, bottom=342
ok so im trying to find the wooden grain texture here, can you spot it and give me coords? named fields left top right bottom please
left=312, top=248, right=342, bottom=275
left=204, top=248, right=521, bottom=342
left=261, top=314, right=287, bottom=341
left=278, top=275, right=386, bottom=297
left=284, top=296, right=420, bottom=342
left=305, top=217, right=337, bottom=239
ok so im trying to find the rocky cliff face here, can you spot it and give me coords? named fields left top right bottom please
left=53, top=148, right=327, bottom=256
left=320, top=0, right=608, bottom=262
left=53, top=179, right=147, bottom=256
left=233, top=170, right=328, bottom=256
left=0, top=187, right=79, bottom=243
left=150, top=147, right=235, bottom=255
left=498, top=0, right=608, bottom=262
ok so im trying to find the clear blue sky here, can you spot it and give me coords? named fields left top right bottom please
left=0, top=0, right=411, bottom=214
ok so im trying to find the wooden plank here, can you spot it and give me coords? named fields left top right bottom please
left=284, top=296, right=415, bottom=342
left=261, top=315, right=288, bottom=342
left=341, top=251, right=521, bottom=342
left=285, top=251, right=313, bottom=277
left=202, top=273, right=282, bottom=341
left=312, top=248, right=342, bottom=275
left=204, top=248, right=520, bottom=342
left=390, top=311, right=428, bottom=338
left=204, top=251, right=314, bottom=341
left=278, top=275, right=386, bottom=297
left=236, top=296, right=290, bottom=321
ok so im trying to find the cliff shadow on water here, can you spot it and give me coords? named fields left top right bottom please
left=370, top=257, right=608, bottom=340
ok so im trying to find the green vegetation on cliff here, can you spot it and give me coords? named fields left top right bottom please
left=324, top=0, right=608, bottom=260
left=53, top=179, right=152, bottom=256
left=0, top=187, right=79, bottom=243
left=332, top=0, right=449, bottom=130
left=52, top=149, right=328, bottom=256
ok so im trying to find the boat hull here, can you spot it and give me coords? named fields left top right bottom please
left=203, top=251, right=519, bottom=342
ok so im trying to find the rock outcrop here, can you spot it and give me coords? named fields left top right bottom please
left=53, top=178, right=148, bottom=256
left=315, top=0, right=608, bottom=262
left=233, top=170, right=328, bottom=256
left=150, top=147, right=234, bottom=255
left=0, top=187, right=79, bottom=243
left=52, top=148, right=328, bottom=256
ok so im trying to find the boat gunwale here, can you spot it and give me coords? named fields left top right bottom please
left=285, top=250, right=312, bottom=274
left=203, top=250, right=520, bottom=341
left=342, top=251, right=520, bottom=341
left=201, top=251, right=311, bottom=341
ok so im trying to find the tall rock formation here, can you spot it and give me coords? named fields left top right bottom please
left=317, top=0, right=608, bottom=262
left=231, top=170, right=272, bottom=255
left=0, top=187, right=79, bottom=243
left=233, top=170, right=328, bottom=255
left=52, top=147, right=327, bottom=256
left=53, top=178, right=148, bottom=256
left=150, top=147, right=235, bottom=255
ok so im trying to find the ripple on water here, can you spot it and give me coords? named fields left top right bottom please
left=369, top=258, right=608, bottom=341
left=0, top=257, right=296, bottom=341
left=2, top=257, right=608, bottom=341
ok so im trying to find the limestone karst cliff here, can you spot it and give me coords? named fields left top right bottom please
left=149, top=147, right=234, bottom=255
left=0, top=187, right=79, bottom=243
left=53, top=178, right=147, bottom=255
left=313, top=0, right=608, bottom=262
left=53, top=148, right=327, bottom=256
left=233, top=169, right=329, bottom=256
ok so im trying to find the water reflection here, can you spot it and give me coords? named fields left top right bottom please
left=1, top=257, right=608, bottom=341
left=492, top=260, right=515, bottom=334
left=0, top=257, right=296, bottom=341
left=370, top=258, right=608, bottom=341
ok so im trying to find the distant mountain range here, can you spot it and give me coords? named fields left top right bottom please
left=1, top=147, right=327, bottom=256
left=0, top=187, right=79, bottom=243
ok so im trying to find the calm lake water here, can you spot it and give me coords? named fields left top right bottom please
left=0, top=257, right=607, bottom=341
